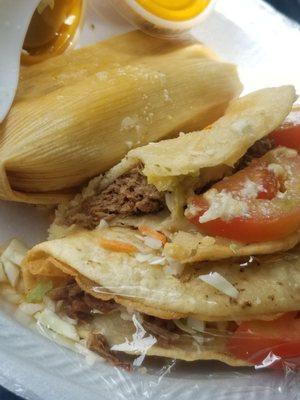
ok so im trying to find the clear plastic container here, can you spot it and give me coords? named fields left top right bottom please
left=109, top=0, right=216, bottom=38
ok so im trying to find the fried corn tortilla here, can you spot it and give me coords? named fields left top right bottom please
left=22, top=250, right=248, bottom=367
left=85, top=311, right=249, bottom=366
left=23, top=227, right=300, bottom=322
left=51, top=86, right=299, bottom=263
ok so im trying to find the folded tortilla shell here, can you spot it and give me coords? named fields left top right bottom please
left=23, top=227, right=300, bottom=322
left=90, top=312, right=249, bottom=366
left=126, top=86, right=296, bottom=191
left=52, top=86, right=299, bottom=263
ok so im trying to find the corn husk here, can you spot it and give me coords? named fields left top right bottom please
left=0, top=31, right=242, bottom=204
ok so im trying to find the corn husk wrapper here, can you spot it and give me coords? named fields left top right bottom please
left=0, top=31, right=242, bottom=204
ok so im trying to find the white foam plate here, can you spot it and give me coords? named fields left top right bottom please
left=0, top=1, right=300, bottom=399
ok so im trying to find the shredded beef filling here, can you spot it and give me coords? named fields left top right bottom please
left=88, top=333, right=132, bottom=371
left=48, top=282, right=202, bottom=369
left=61, top=138, right=275, bottom=229
left=235, top=137, right=275, bottom=171
left=48, top=282, right=118, bottom=321
left=62, top=166, right=165, bottom=229
left=142, top=316, right=183, bottom=348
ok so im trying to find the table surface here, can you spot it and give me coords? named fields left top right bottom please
left=0, top=1, right=299, bottom=399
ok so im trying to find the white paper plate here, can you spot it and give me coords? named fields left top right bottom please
left=0, top=1, right=300, bottom=399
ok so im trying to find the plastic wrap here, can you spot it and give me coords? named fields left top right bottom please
left=0, top=0, right=300, bottom=399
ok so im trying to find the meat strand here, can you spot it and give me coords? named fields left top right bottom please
left=88, top=333, right=132, bottom=372
left=48, top=282, right=118, bottom=321
left=142, top=317, right=182, bottom=348
left=235, top=137, right=275, bottom=171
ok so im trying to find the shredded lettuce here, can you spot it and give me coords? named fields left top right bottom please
left=26, top=281, right=53, bottom=303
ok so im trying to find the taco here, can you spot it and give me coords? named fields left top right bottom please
left=21, top=86, right=300, bottom=370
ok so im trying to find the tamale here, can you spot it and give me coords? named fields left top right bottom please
left=0, top=31, right=242, bottom=204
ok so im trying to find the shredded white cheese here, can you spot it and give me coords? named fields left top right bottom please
left=185, top=203, right=200, bottom=218
left=267, top=163, right=285, bottom=177
left=199, top=272, right=239, bottom=299
left=199, top=189, right=249, bottom=223
left=165, top=257, right=184, bottom=276
left=97, top=219, right=109, bottom=230
left=135, top=253, right=153, bottom=263
left=240, top=179, right=264, bottom=199
left=149, top=256, right=166, bottom=266
left=143, top=236, right=163, bottom=250
left=111, top=314, right=157, bottom=367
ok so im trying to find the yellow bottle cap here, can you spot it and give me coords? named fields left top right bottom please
left=135, top=0, right=212, bottom=22
left=110, top=0, right=216, bottom=37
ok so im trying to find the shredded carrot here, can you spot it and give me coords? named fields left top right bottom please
left=99, top=238, right=137, bottom=253
left=138, top=225, right=167, bottom=245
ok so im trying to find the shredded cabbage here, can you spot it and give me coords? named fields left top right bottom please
left=1, top=258, right=19, bottom=287
left=26, top=281, right=53, bottom=303
left=18, top=302, right=44, bottom=316
left=35, top=309, right=80, bottom=341
left=1, top=239, right=28, bottom=266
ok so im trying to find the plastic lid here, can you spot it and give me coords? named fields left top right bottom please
left=110, top=0, right=216, bottom=37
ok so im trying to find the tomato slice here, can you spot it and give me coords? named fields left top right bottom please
left=186, top=148, right=300, bottom=243
left=270, top=109, right=300, bottom=152
left=227, top=314, right=300, bottom=369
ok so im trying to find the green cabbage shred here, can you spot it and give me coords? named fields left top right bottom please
left=26, top=281, right=53, bottom=303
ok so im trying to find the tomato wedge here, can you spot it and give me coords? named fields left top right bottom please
left=227, top=314, right=300, bottom=369
left=270, top=109, right=300, bottom=152
left=186, top=148, right=300, bottom=243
